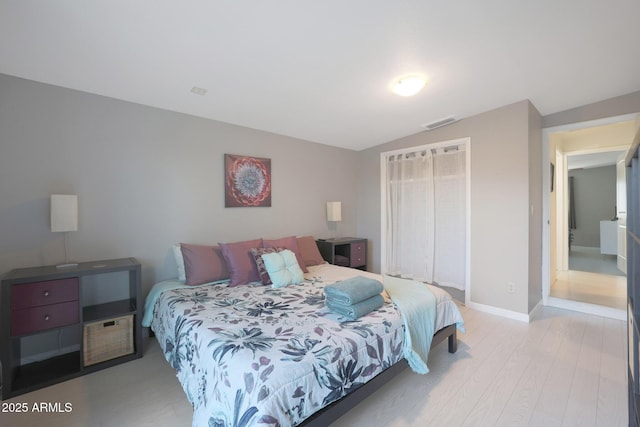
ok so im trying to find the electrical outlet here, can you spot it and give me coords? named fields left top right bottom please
left=507, top=282, right=515, bottom=293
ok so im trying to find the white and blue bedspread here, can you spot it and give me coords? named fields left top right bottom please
left=149, top=264, right=464, bottom=427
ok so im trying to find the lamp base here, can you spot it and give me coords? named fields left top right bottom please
left=56, top=262, right=79, bottom=269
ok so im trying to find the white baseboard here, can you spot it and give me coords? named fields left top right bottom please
left=466, top=301, right=531, bottom=323
left=546, top=297, right=626, bottom=321
left=528, top=300, right=544, bottom=320
left=467, top=298, right=625, bottom=323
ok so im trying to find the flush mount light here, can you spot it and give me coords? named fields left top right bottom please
left=391, top=74, right=427, bottom=97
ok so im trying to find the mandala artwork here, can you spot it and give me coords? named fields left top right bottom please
left=225, top=154, right=271, bottom=207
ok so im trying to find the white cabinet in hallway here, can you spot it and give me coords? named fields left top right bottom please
left=600, top=219, right=618, bottom=255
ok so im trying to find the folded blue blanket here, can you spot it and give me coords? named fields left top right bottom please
left=326, top=294, right=384, bottom=320
left=323, top=276, right=384, bottom=305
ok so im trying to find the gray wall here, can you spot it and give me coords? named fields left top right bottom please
left=0, top=74, right=360, bottom=295
left=568, top=165, right=617, bottom=247
left=543, top=90, right=640, bottom=129
left=528, top=102, right=543, bottom=312
left=357, top=92, right=640, bottom=317
left=3, top=72, right=640, bottom=317
left=357, top=100, right=536, bottom=315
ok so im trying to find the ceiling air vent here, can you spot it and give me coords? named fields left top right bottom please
left=421, top=116, right=457, bottom=131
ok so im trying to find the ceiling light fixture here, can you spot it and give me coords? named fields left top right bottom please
left=391, top=74, right=427, bottom=97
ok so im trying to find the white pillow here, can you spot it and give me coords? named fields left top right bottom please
left=261, top=249, right=304, bottom=288
left=173, top=244, right=186, bottom=281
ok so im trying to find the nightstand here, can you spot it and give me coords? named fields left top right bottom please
left=316, top=238, right=367, bottom=271
left=0, top=258, right=142, bottom=399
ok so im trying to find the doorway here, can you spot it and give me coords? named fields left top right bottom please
left=542, top=115, right=637, bottom=320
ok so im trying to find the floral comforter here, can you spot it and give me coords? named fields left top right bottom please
left=150, top=265, right=454, bottom=427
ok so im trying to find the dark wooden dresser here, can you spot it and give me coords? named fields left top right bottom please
left=0, top=258, right=142, bottom=399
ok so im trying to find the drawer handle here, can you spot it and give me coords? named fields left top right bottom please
left=43, top=290, right=50, bottom=297
left=44, top=315, right=50, bottom=321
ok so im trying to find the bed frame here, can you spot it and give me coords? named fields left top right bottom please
left=301, top=323, right=457, bottom=426
left=146, top=324, right=456, bottom=426
left=148, top=294, right=458, bottom=426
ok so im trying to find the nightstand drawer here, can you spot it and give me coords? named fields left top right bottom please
left=11, top=301, right=79, bottom=336
left=350, top=242, right=366, bottom=267
left=11, top=278, right=79, bottom=309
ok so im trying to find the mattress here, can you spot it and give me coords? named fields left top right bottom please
left=147, top=263, right=463, bottom=427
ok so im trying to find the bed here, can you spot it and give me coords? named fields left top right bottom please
left=143, top=238, right=464, bottom=427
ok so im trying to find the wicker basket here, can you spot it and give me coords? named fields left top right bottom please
left=83, top=314, right=134, bottom=366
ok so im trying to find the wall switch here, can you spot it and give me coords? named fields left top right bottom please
left=507, top=282, right=515, bottom=293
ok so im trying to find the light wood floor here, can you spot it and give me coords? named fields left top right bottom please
left=1, top=304, right=627, bottom=427
left=551, top=270, right=626, bottom=310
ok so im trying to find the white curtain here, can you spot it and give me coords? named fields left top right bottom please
left=384, top=144, right=466, bottom=290
left=385, top=150, right=435, bottom=282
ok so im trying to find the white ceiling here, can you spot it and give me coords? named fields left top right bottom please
left=568, top=151, right=626, bottom=170
left=1, top=1, right=639, bottom=151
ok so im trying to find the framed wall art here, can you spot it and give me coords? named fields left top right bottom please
left=224, top=154, right=272, bottom=207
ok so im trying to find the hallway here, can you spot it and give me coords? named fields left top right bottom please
left=568, top=246, right=624, bottom=277
left=551, top=269, right=625, bottom=311
left=551, top=245, right=626, bottom=312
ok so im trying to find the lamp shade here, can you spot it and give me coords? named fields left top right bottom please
left=326, top=201, right=342, bottom=222
left=51, top=195, right=78, bottom=232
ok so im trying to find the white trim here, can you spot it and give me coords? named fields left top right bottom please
left=466, top=301, right=531, bottom=323
left=543, top=113, right=639, bottom=134
left=529, top=300, right=544, bottom=321
left=546, top=297, right=626, bottom=321
left=465, top=142, right=471, bottom=307
left=380, top=137, right=470, bottom=158
left=541, top=112, right=639, bottom=314
left=465, top=300, right=543, bottom=323
left=558, top=152, right=569, bottom=272
left=565, top=145, right=630, bottom=157
left=380, top=137, right=471, bottom=303
left=380, top=153, right=387, bottom=273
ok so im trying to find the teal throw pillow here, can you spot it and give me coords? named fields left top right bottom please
left=261, top=249, right=304, bottom=288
